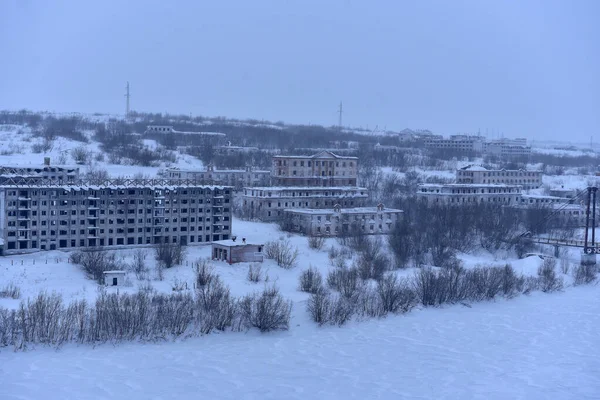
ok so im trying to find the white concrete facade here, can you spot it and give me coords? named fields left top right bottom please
left=417, top=184, right=523, bottom=205
left=456, top=165, right=542, bottom=189
left=282, top=204, right=403, bottom=236
left=272, top=151, right=358, bottom=187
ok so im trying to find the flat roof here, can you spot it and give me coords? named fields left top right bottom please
left=246, top=186, right=367, bottom=191
left=284, top=206, right=403, bottom=215
left=103, top=270, right=126, bottom=274
left=419, top=183, right=522, bottom=188
left=212, top=239, right=263, bottom=247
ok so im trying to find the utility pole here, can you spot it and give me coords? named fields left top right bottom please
left=337, top=101, right=343, bottom=133
left=125, top=82, right=130, bottom=117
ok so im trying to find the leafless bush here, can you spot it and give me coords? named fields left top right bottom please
left=355, top=242, right=390, bottom=281
left=306, top=288, right=332, bottom=325
left=264, top=239, right=299, bottom=269
left=247, top=264, right=262, bottom=283
left=299, top=266, right=323, bottom=294
left=327, top=267, right=362, bottom=299
left=71, top=249, right=122, bottom=284
left=196, top=275, right=236, bottom=334
left=377, top=273, right=417, bottom=314
left=573, top=264, right=598, bottom=285
left=0, top=283, right=21, bottom=299
left=194, top=258, right=215, bottom=288
left=328, top=245, right=340, bottom=261
left=327, top=295, right=355, bottom=326
left=240, top=286, right=292, bottom=332
left=308, top=235, right=326, bottom=250
left=130, top=249, right=148, bottom=279
left=154, top=242, right=187, bottom=269
left=71, top=145, right=91, bottom=165
left=537, top=258, right=564, bottom=292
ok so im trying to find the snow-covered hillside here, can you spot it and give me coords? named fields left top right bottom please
left=1, top=285, right=598, bottom=400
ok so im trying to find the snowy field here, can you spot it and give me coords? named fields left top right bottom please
left=1, top=286, right=599, bottom=400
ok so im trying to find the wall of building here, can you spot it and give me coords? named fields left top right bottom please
left=0, top=184, right=232, bottom=255
left=272, top=152, right=358, bottom=187
left=456, top=168, right=542, bottom=189
left=242, top=187, right=369, bottom=221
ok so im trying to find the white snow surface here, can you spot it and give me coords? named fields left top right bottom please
left=1, top=287, right=598, bottom=400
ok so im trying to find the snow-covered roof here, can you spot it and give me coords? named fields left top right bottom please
left=273, top=150, right=358, bottom=160
left=212, top=239, right=263, bottom=247
left=246, top=186, right=367, bottom=191
left=419, top=183, right=522, bottom=189
left=284, top=207, right=403, bottom=215
left=103, top=270, right=126, bottom=274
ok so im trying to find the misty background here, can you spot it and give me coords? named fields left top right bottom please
left=0, top=0, right=598, bottom=141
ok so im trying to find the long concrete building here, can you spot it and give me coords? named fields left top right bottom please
left=456, top=165, right=542, bottom=190
left=0, top=179, right=232, bottom=255
left=281, top=203, right=403, bottom=236
left=161, top=165, right=270, bottom=188
left=417, top=183, right=523, bottom=205
left=242, top=186, right=369, bottom=221
left=272, top=150, right=358, bottom=187
left=0, top=159, right=80, bottom=184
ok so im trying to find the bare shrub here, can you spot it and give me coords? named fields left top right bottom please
left=298, top=266, right=323, bottom=294
left=247, top=264, right=262, bottom=283
left=328, top=295, right=355, bottom=326
left=71, top=249, right=122, bottom=284
left=240, top=286, right=292, bottom=332
left=377, top=273, right=416, bottom=314
left=328, top=245, right=340, bottom=261
left=194, top=258, right=215, bottom=288
left=500, top=264, right=522, bottom=298
left=573, top=264, right=598, bottom=285
left=154, top=242, right=187, bottom=269
left=306, top=288, right=332, bottom=325
left=327, top=267, right=362, bottom=299
left=0, top=283, right=21, bottom=299
left=308, top=235, right=326, bottom=250
left=130, top=249, right=148, bottom=279
left=264, top=239, right=299, bottom=269
left=71, top=145, right=91, bottom=165
left=537, top=258, right=564, bottom=293
left=196, top=275, right=235, bottom=334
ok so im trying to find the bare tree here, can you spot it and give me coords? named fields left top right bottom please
left=154, top=242, right=187, bottom=269
left=264, top=239, right=299, bottom=269
left=299, top=266, right=323, bottom=293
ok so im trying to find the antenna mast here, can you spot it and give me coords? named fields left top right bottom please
left=125, top=82, right=130, bottom=117
left=338, top=101, right=343, bottom=133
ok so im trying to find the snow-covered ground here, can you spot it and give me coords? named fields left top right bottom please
left=1, top=286, right=598, bottom=400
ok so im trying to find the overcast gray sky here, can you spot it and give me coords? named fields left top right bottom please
left=1, top=0, right=598, bottom=141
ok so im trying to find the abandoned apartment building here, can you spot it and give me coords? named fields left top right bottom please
left=0, top=180, right=232, bottom=255
left=281, top=203, right=403, bottom=236
left=242, top=186, right=369, bottom=222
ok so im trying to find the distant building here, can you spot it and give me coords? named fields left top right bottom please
left=272, top=150, right=358, bottom=187
left=161, top=165, right=270, bottom=188
left=144, top=125, right=226, bottom=147
left=456, top=165, right=542, bottom=189
left=424, top=135, right=486, bottom=153
left=214, top=142, right=260, bottom=155
left=282, top=203, right=403, bottom=236
left=212, top=237, right=264, bottom=264
left=0, top=158, right=79, bottom=184
left=417, top=183, right=523, bottom=205
left=242, top=186, right=369, bottom=221
left=484, top=138, right=531, bottom=158
left=520, top=195, right=572, bottom=206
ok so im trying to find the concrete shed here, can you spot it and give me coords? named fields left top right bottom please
left=103, top=270, right=126, bottom=286
left=212, top=237, right=264, bottom=264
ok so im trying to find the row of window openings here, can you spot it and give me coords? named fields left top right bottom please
left=8, top=198, right=227, bottom=207
left=7, top=189, right=230, bottom=197
left=7, top=208, right=229, bottom=217
left=315, top=223, right=390, bottom=233
left=247, top=191, right=365, bottom=197
left=5, top=234, right=227, bottom=250
left=277, top=160, right=354, bottom=167
left=7, top=216, right=227, bottom=227
left=264, top=200, right=355, bottom=208
left=6, top=225, right=229, bottom=238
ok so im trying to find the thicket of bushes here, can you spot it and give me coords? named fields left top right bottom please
left=305, top=259, right=591, bottom=327
left=0, top=266, right=292, bottom=350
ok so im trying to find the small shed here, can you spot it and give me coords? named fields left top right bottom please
left=103, top=270, right=126, bottom=286
left=212, top=237, right=264, bottom=264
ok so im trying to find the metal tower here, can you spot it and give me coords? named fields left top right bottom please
left=125, top=82, right=130, bottom=117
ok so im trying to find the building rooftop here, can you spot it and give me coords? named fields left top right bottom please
left=284, top=206, right=403, bottom=215
left=212, top=239, right=263, bottom=247
left=419, top=183, right=523, bottom=189
left=273, top=150, right=358, bottom=160
left=0, top=178, right=232, bottom=189
left=246, top=186, right=367, bottom=191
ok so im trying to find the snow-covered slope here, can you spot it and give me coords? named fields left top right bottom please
left=1, top=286, right=598, bottom=400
